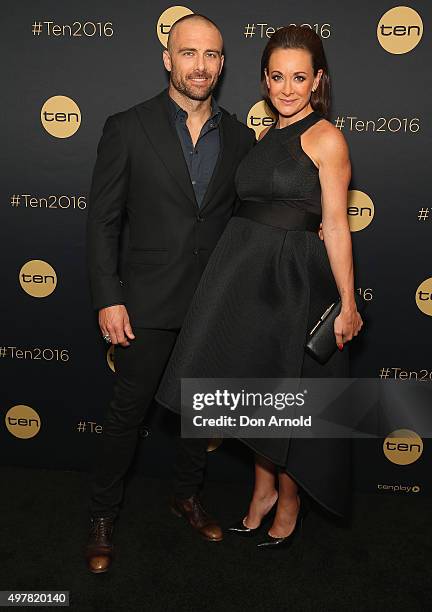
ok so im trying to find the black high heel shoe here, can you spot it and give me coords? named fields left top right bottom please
left=228, top=500, right=277, bottom=538
left=256, top=497, right=308, bottom=549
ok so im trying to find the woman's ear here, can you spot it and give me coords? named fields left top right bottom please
left=313, top=69, right=323, bottom=91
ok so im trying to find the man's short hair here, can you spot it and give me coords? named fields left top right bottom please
left=167, top=13, right=223, bottom=53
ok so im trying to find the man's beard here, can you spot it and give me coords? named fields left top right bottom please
left=170, top=69, right=218, bottom=101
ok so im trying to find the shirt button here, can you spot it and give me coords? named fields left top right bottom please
left=189, top=151, right=193, bottom=155
left=193, top=249, right=199, bottom=255
left=192, top=180, right=196, bottom=185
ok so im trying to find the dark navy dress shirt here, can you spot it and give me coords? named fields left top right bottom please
left=169, top=96, right=222, bottom=208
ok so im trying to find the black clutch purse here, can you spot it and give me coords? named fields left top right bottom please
left=305, top=292, right=366, bottom=365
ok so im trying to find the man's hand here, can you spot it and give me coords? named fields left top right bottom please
left=318, top=222, right=324, bottom=241
left=99, top=305, right=135, bottom=347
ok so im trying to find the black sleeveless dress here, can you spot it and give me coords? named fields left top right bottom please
left=156, top=111, right=351, bottom=517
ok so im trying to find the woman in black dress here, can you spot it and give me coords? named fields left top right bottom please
left=157, top=25, right=363, bottom=547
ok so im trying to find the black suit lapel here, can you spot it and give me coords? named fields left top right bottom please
left=200, top=112, right=240, bottom=212
left=134, top=90, right=197, bottom=208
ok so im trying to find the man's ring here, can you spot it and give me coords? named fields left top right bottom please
left=103, top=334, right=111, bottom=344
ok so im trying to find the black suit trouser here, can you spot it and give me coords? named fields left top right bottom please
left=89, top=328, right=209, bottom=519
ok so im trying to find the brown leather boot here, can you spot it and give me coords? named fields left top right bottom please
left=85, top=517, right=114, bottom=573
left=170, top=495, right=223, bottom=541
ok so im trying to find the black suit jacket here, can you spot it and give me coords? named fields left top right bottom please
left=87, top=89, right=255, bottom=329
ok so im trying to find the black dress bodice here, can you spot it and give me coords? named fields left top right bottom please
left=235, top=110, right=324, bottom=216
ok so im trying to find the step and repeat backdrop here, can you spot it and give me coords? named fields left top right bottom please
left=2, top=1, right=430, bottom=498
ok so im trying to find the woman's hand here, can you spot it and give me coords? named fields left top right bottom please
left=334, top=305, right=363, bottom=350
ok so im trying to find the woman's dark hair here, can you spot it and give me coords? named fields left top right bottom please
left=261, top=25, right=330, bottom=117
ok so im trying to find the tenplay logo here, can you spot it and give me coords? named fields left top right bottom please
left=377, top=6, right=423, bottom=54
left=157, top=6, right=194, bottom=47
left=19, top=260, right=57, bottom=298
left=41, top=96, right=81, bottom=138
left=415, top=277, right=432, bottom=316
left=383, top=429, right=423, bottom=465
left=5, top=405, right=41, bottom=439
left=347, top=190, right=374, bottom=232
left=247, top=100, right=275, bottom=139
left=377, top=483, right=421, bottom=493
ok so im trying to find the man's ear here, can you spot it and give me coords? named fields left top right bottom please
left=219, top=54, right=225, bottom=75
left=162, top=48, right=172, bottom=72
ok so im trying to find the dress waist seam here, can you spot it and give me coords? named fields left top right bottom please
left=234, top=201, right=321, bottom=233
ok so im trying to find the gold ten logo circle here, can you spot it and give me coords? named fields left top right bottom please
left=383, top=429, right=423, bottom=465
left=207, top=437, right=223, bottom=452
left=347, top=190, right=374, bottom=232
left=247, top=100, right=275, bottom=139
left=156, top=6, right=194, bottom=47
left=377, top=6, right=423, bottom=55
left=415, top=277, right=432, bottom=317
left=41, top=95, right=81, bottom=138
left=5, top=405, right=41, bottom=439
left=19, top=260, right=57, bottom=298
left=107, top=345, right=115, bottom=372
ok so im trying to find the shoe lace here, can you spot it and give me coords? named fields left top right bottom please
left=91, top=517, right=113, bottom=539
left=192, top=496, right=210, bottom=522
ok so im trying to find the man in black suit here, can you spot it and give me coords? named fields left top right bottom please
left=85, top=13, right=255, bottom=572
